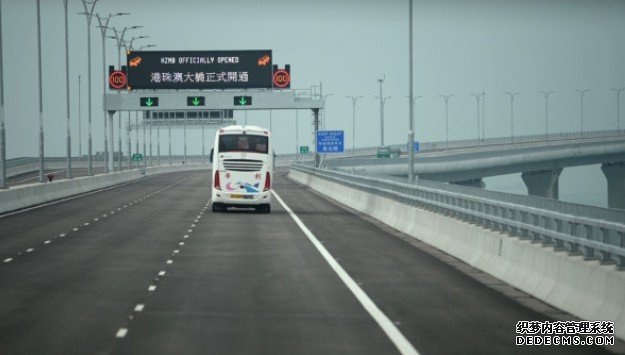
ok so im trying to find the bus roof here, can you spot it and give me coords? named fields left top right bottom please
left=219, top=125, right=270, bottom=136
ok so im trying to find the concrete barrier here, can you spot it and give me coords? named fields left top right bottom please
left=0, top=164, right=210, bottom=215
left=288, top=168, right=625, bottom=341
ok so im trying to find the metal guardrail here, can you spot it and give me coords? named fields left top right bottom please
left=291, top=164, right=625, bottom=270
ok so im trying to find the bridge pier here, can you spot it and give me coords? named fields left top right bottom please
left=452, top=178, right=485, bottom=189
left=521, top=169, right=562, bottom=199
left=601, top=162, right=625, bottom=209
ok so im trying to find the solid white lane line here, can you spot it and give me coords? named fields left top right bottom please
left=272, top=191, right=420, bottom=355
left=134, top=304, right=145, bottom=312
left=116, top=328, right=128, bottom=338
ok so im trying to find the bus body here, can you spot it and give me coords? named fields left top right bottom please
left=211, top=125, right=273, bottom=213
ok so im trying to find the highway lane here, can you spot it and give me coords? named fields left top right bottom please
left=0, top=170, right=211, bottom=354
left=0, top=171, right=615, bottom=354
left=0, top=171, right=198, bottom=261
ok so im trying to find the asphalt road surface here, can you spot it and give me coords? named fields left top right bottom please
left=0, top=170, right=615, bottom=354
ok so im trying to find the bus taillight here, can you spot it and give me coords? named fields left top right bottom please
left=263, top=171, right=271, bottom=191
left=214, top=170, right=221, bottom=190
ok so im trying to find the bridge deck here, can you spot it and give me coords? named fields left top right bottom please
left=0, top=171, right=610, bottom=354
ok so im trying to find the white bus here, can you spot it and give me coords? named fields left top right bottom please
left=210, top=125, right=273, bottom=213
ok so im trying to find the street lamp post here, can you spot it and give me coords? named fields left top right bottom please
left=168, top=113, right=171, bottom=165
left=108, top=26, right=142, bottom=172
left=183, top=111, right=187, bottom=163
left=36, top=0, right=45, bottom=183
left=135, top=111, right=139, bottom=168
left=408, top=0, right=416, bottom=182
left=575, top=89, right=589, bottom=134
left=505, top=91, right=519, bottom=140
left=377, top=77, right=388, bottom=146
left=470, top=93, right=481, bottom=140
left=62, top=0, right=72, bottom=179
left=0, top=0, right=5, bottom=189
left=96, top=14, right=130, bottom=173
left=481, top=91, right=486, bottom=140
left=345, top=96, right=363, bottom=156
left=539, top=90, right=554, bottom=138
left=407, top=94, right=422, bottom=181
left=439, top=94, right=453, bottom=149
left=78, top=75, right=82, bottom=158
left=611, top=88, right=624, bottom=131
left=79, top=0, right=100, bottom=176
left=142, top=113, right=147, bottom=168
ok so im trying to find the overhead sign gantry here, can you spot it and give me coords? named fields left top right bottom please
left=103, top=49, right=324, bottom=171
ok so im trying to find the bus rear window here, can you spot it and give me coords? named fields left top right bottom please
left=219, top=134, right=268, bottom=154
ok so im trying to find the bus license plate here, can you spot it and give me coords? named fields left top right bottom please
left=230, top=194, right=252, bottom=200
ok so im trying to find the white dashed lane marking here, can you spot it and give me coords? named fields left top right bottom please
left=2, top=176, right=195, bottom=268
left=112, top=199, right=209, bottom=340
left=116, top=328, right=128, bottom=338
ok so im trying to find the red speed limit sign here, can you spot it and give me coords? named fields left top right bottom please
left=272, top=69, right=290, bottom=88
left=109, top=70, right=127, bottom=90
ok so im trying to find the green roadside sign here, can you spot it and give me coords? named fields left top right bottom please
left=132, top=153, right=144, bottom=161
left=234, top=96, right=252, bottom=106
left=299, top=146, right=309, bottom=154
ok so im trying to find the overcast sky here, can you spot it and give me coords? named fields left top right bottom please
left=2, top=0, right=625, bottom=157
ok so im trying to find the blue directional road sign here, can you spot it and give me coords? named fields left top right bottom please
left=316, top=130, right=344, bottom=153
left=407, top=141, right=420, bottom=152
